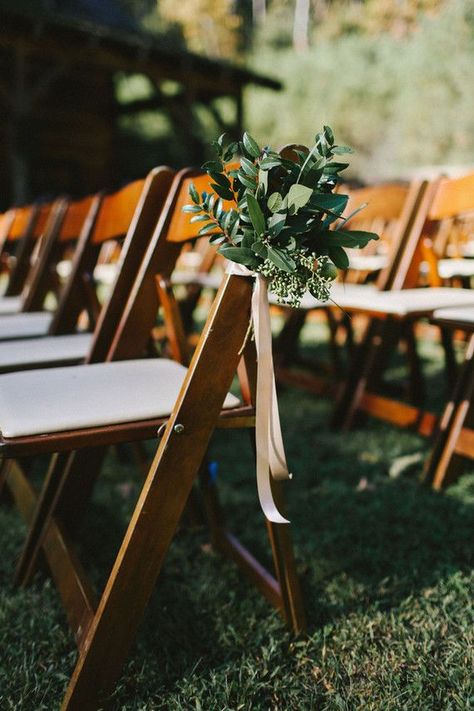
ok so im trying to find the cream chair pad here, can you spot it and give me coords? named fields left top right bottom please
left=57, top=261, right=118, bottom=286
left=0, top=333, right=92, bottom=372
left=268, top=283, right=377, bottom=310
left=0, top=359, right=241, bottom=438
left=171, top=270, right=223, bottom=290
left=347, top=254, right=388, bottom=273
left=433, top=307, right=474, bottom=324
left=0, top=312, right=53, bottom=340
left=438, top=259, right=474, bottom=280
left=0, top=296, right=22, bottom=315
left=299, top=287, right=474, bottom=316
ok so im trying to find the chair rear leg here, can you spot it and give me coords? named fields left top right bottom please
left=423, top=333, right=474, bottom=489
left=15, top=448, right=106, bottom=587
left=332, top=318, right=385, bottom=430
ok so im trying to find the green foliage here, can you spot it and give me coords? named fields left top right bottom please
left=0, top=332, right=473, bottom=709
left=184, top=128, right=378, bottom=306
left=246, top=0, right=474, bottom=180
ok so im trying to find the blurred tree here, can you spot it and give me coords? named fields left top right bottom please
left=293, top=0, right=310, bottom=50
left=157, top=0, right=243, bottom=58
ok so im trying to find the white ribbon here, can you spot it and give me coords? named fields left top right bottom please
left=226, top=262, right=291, bottom=524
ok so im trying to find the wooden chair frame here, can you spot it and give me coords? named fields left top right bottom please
left=274, top=180, right=428, bottom=395
left=1, top=202, right=54, bottom=297
left=0, top=169, right=304, bottom=709
left=422, top=313, right=474, bottom=489
left=332, top=173, right=474, bottom=433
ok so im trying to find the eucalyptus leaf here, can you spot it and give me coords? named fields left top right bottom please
left=251, top=241, right=268, bottom=258
left=242, top=132, right=260, bottom=158
left=198, top=223, right=217, bottom=236
left=267, top=246, right=296, bottom=273
left=189, top=182, right=200, bottom=205
left=267, top=192, right=283, bottom=213
left=237, top=172, right=257, bottom=190
left=218, top=245, right=259, bottom=268
left=210, top=184, right=234, bottom=201
left=260, top=157, right=282, bottom=170
left=287, top=184, right=313, bottom=211
left=332, top=229, right=379, bottom=248
left=246, top=193, right=266, bottom=237
left=328, top=246, right=349, bottom=269
left=268, top=212, right=286, bottom=236
left=240, top=157, right=258, bottom=176
left=210, top=172, right=231, bottom=189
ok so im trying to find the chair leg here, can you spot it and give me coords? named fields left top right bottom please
left=61, top=396, right=242, bottom=709
left=439, top=325, right=458, bottom=389
left=15, top=448, right=106, bottom=587
left=265, top=479, right=306, bottom=633
left=274, top=309, right=307, bottom=367
left=199, top=452, right=305, bottom=633
left=332, top=318, right=385, bottom=430
left=403, top=320, right=425, bottom=406
left=423, top=333, right=474, bottom=489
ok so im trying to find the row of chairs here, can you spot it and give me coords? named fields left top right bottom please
left=272, top=174, right=474, bottom=488
left=166, top=172, right=474, bottom=490
left=0, top=166, right=304, bottom=710
left=0, top=164, right=473, bottom=709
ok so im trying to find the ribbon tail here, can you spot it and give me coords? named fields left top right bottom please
left=253, top=275, right=290, bottom=523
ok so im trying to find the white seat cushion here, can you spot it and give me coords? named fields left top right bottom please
left=299, top=287, right=474, bottom=316
left=0, top=296, right=22, bottom=315
left=0, top=312, right=53, bottom=340
left=0, top=333, right=92, bottom=372
left=0, top=359, right=241, bottom=438
left=347, top=254, right=388, bottom=272
left=171, top=270, right=223, bottom=290
left=438, top=259, right=474, bottom=280
left=57, top=261, right=118, bottom=286
left=432, top=307, right=474, bottom=325
left=94, top=263, right=118, bottom=286
left=270, top=283, right=377, bottom=310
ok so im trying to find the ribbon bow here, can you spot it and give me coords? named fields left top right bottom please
left=226, top=263, right=292, bottom=524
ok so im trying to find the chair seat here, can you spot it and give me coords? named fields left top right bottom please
left=432, top=306, right=474, bottom=332
left=438, top=258, right=474, bottom=280
left=270, top=282, right=377, bottom=310
left=0, top=311, right=53, bottom=340
left=171, top=270, right=223, bottom=290
left=299, top=287, right=474, bottom=316
left=0, top=295, right=22, bottom=315
left=347, top=254, right=388, bottom=272
left=57, top=261, right=118, bottom=286
left=0, top=333, right=92, bottom=372
left=0, top=359, right=241, bottom=438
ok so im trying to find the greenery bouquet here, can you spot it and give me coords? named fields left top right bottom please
left=184, top=127, right=379, bottom=306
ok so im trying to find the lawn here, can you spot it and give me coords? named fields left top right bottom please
left=0, top=322, right=473, bottom=710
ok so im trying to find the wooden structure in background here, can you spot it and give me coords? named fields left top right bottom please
left=0, top=0, right=280, bottom=207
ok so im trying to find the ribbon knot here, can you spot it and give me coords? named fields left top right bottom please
left=226, top=263, right=291, bottom=524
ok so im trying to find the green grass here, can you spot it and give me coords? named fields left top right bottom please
left=0, top=327, right=473, bottom=710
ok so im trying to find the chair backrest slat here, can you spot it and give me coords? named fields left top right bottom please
left=92, top=180, right=146, bottom=244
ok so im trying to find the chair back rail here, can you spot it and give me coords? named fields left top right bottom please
left=405, top=172, right=474, bottom=286
left=48, top=179, right=150, bottom=335
left=109, top=169, right=228, bottom=361
left=341, top=183, right=412, bottom=285
left=4, top=203, right=55, bottom=296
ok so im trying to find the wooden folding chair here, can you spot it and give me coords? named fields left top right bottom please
left=422, top=307, right=474, bottom=489
left=0, top=197, right=95, bottom=338
left=331, top=172, right=474, bottom=432
left=0, top=168, right=304, bottom=709
left=274, top=180, right=425, bottom=393
left=0, top=201, right=54, bottom=310
left=0, top=177, right=161, bottom=342
left=418, top=174, right=474, bottom=288
left=0, top=169, right=175, bottom=373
